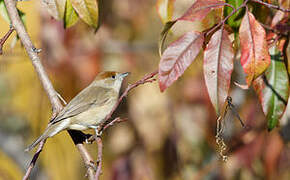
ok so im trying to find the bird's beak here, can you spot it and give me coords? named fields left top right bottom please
left=120, top=72, right=130, bottom=78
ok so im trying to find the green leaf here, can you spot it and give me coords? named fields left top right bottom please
left=64, top=0, right=79, bottom=28
left=71, top=0, right=99, bottom=29
left=224, top=0, right=245, bottom=31
left=253, top=45, right=289, bottom=131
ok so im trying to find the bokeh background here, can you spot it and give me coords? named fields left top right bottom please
left=0, top=0, right=290, bottom=179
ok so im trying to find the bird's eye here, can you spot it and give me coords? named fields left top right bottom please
left=111, top=75, right=116, bottom=79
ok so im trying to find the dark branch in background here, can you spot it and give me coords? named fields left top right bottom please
left=3, top=0, right=96, bottom=179
left=251, top=0, right=290, bottom=12
left=0, top=26, right=14, bottom=55
left=260, top=23, right=288, bottom=37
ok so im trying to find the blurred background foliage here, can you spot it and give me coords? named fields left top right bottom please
left=0, top=0, right=290, bottom=179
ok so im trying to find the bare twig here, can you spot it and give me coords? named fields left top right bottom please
left=251, top=0, right=290, bottom=12
left=103, top=117, right=128, bottom=130
left=95, top=137, right=103, bottom=180
left=3, top=0, right=96, bottom=179
left=0, top=27, right=14, bottom=55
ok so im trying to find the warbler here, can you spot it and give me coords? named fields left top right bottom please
left=26, top=71, right=129, bottom=151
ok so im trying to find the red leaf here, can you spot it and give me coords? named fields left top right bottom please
left=178, top=0, right=225, bottom=22
left=159, top=31, right=204, bottom=92
left=239, top=11, right=271, bottom=86
left=204, top=28, right=234, bottom=115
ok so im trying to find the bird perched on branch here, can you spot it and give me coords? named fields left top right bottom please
left=26, top=71, right=129, bottom=151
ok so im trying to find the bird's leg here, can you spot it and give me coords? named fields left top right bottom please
left=94, top=126, right=102, bottom=137
left=85, top=125, right=102, bottom=143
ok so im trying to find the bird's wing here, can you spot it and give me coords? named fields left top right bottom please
left=50, top=86, right=115, bottom=124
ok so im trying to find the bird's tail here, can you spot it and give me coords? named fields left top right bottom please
left=25, top=122, right=66, bottom=151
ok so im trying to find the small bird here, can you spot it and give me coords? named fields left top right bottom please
left=26, top=71, right=129, bottom=151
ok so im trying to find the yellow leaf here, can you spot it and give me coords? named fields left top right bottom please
left=70, top=0, right=99, bottom=29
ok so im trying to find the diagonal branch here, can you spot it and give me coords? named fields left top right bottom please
left=3, top=0, right=96, bottom=179
left=251, top=0, right=290, bottom=12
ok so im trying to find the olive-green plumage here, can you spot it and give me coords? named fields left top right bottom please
left=26, top=71, right=129, bottom=151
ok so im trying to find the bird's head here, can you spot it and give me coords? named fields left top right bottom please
left=93, top=71, right=129, bottom=91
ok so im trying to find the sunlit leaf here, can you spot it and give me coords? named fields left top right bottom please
left=204, top=28, right=234, bottom=115
left=239, top=11, right=270, bottom=87
left=156, top=0, right=175, bottom=24
left=253, top=45, right=289, bottom=131
left=224, top=0, right=244, bottom=31
left=42, top=0, right=66, bottom=20
left=159, top=31, right=204, bottom=92
left=71, top=0, right=99, bottom=29
left=178, top=0, right=225, bottom=22
left=64, top=0, right=79, bottom=28
left=0, top=1, right=25, bottom=25
left=159, top=20, right=177, bottom=57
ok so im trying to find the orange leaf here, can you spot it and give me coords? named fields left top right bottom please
left=239, top=11, right=270, bottom=86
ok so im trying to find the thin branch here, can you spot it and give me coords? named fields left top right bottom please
left=103, top=117, right=127, bottom=130
left=99, top=70, right=158, bottom=132
left=0, top=27, right=14, bottom=55
left=22, top=140, right=45, bottom=180
left=3, top=0, right=96, bottom=179
left=95, top=137, right=103, bottom=180
left=251, top=0, right=290, bottom=12
left=259, top=22, right=288, bottom=36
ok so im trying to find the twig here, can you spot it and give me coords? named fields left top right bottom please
left=251, top=0, right=290, bottom=12
left=87, top=117, right=128, bottom=143
left=95, top=137, right=103, bottom=180
left=100, top=70, right=158, bottom=132
left=3, top=0, right=96, bottom=179
left=103, top=117, right=127, bottom=130
left=0, top=27, right=14, bottom=55
left=22, top=140, right=45, bottom=180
